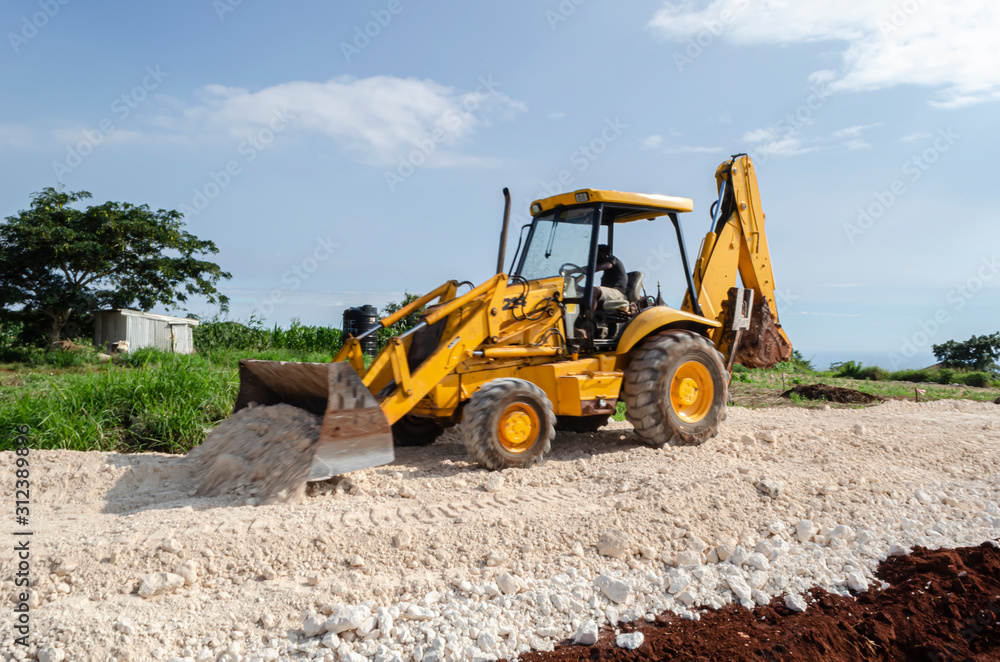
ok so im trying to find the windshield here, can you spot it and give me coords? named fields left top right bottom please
left=516, top=208, right=594, bottom=281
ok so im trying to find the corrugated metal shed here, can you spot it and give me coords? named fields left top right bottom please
left=93, top=309, right=200, bottom=354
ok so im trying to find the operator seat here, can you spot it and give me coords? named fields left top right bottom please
left=599, top=271, right=643, bottom=310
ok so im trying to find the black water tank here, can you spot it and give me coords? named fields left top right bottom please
left=342, top=305, right=379, bottom=356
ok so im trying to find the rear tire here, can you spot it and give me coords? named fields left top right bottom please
left=623, top=330, right=727, bottom=448
left=391, top=415, right=444, bottom=447
left=459, top=378, right=555, bottom=470
left=555, top=415, right=611, bottom=433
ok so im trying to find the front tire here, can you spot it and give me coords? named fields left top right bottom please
left=459, top=378, right=555, bottom=470
left=623, top=331, right=727, bottom=448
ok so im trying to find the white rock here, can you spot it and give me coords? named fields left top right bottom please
left=853, top=424, right=866, bottom=436
left=321, top=631, right=341, bottom=650
left=404, top=605, right=434, bottom=621
left=746, top=552, right=770, bottom=571
left=37, top=647, right=65, bottom=662
left=138, top=572, right=185, bottom=598
left=729, top=546, right=749, bottom=566
left=596, top=527, right=630, bottom=558
left=594, top=575, right=631, bottom=603
left=393, top=527, right=413, bottom=550
left=484, top=474, right=505, bottom=493
left=398, top=483, right=416, bottom=498
left=478, top=631, right=499, bottom=651
left=259, top=612, right=275, bottom=629
left=174, top=560, right=199, bottom=585
left=675, top=550, right=702, bottom=567
left=616, top=632, right=644, bottom=650
left=571, top=541, right=585, bottom=557
left=668, top=571, right=691, bottom=595
left=160, top=539, right=183, bottom=553
left=303, top=612, right=327, bottom=637
left=377, top=606, right=393, bottom=634
left=497, top=572, right=521, bottom=595
left=740, top=434, right=756, bottom=445
left=348, top=554, right=365, bottom=567
left=847, top=572, right=869, bottom=592
left=573, top=621, right=599, bottom=645
left=757, top=479, right=784, bottom=498
left=749, top=570, right=769, bottom=589
left=727, top=575, right=752, bottom=602
left=785, top=593, right=808, bottom=612
left=52, top=562, right=76, bottom=577
left=755, top=540, right=774, bottom=557
left=486, top=550, right=506, bottom=567
left=795, top=520, right=817, bottom=543
left=715, top=543, right=735, bottom=562
left=326, top=605, right=371, bottom=633
left=755, top=430, right=777, bottom=444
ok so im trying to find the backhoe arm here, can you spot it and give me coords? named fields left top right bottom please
left=686, top=155, right=792, bottom=368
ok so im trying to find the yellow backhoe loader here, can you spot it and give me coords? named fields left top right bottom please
left=233, top=154, right=791, bottom=479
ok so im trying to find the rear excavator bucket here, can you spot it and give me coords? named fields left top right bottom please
left=234, top=360, right=394, bottom=481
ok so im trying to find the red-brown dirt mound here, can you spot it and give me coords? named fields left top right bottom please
left=781, top=383, right=883, bottom=404
left=519, top=542, right=1000, bottom=662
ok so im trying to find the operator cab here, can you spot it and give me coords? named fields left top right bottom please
left=510, top=189, right=697, bottom=354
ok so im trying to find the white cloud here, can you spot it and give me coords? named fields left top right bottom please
left=642, top=134, right=663, bottom=149
left=549, top=111, right=566, bottom=120
left=742, top=127, right=814, bottom=157
left=649, top=0, right=1000, bottom=108
left=115, top=75, right=526, bottom=167
left=0, top=123, right=34, bottom=149
left=901, top=131, right=933, bottom=142
left=843, top=138, right=870, bottom=150
left=831, top=123, right=881, bottom=139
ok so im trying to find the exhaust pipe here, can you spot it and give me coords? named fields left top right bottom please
left=496, top=187, right=511, bottom=275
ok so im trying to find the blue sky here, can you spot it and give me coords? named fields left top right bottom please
left=2, top=0, right=997, bottom=369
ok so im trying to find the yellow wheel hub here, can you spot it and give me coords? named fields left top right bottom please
left=670, top=361, right=714, bottom=423
left=498, top=403, right=539, bottom=453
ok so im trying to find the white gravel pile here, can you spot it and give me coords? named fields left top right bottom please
left=1, top=398, right=998, bottom=662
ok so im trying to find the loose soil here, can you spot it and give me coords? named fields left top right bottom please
left=519, top=542, right=1000, bottom=662
left=781, top=383, right=883, bottom=405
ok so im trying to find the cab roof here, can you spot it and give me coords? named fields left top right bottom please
left=530, top=189, right=694, bottom=223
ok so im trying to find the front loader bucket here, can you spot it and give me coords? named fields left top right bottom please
left=235, top=360, right=394, bottom=481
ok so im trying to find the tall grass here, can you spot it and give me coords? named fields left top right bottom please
left=193, top=317, right=343, bottom=354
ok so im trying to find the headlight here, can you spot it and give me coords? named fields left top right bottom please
left=575, top=192, right=589, bottom=203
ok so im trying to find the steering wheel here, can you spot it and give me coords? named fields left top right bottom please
left=559, top=263, right=585, bottom=282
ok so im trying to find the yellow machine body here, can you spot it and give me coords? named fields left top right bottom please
left=234, top=155, right=791, bottom=478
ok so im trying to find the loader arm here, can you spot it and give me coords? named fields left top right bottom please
left=684, top=154, right=792, bottom=368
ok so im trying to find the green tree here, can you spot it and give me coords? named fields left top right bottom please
left=932, top=332, right=1000, bottom=374
left=0, top=187, right=231, bottom=344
